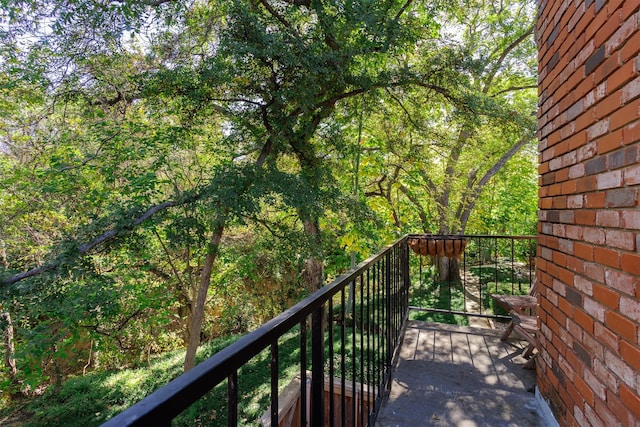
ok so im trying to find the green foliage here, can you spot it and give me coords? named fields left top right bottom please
left=4, top=323, right=376, bottom=427
left=1, top=0, right=538, bottom=419
left=5, top=335, right=238, bottom=426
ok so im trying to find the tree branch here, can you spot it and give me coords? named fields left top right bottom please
left=394, top=0, right=414, bottom=21
left=490, top=84, right=537, bottom=97
left=458, top=133, right=535, bottom=233
left=258, top=0, right=296, bottom=33
left=483, top=24, right=534, bottom=93
left=282, top=0, right=310, bottom=5
left=2, top=201, right=178, bottom=286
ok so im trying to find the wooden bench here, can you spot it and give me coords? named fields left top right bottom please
left=510, top=310, right=538, bottom=369
left=490, top=280, right=538, bottom=341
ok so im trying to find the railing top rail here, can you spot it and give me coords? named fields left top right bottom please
left=407, top=234, right=536, bottom=240
left=102, top=235, right=408, bottom=426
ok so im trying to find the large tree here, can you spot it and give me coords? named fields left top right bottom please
left=1, top=0, right=454, bottom=377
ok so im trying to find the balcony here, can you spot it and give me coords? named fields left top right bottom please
left=103, top=234, right=538, bottom=426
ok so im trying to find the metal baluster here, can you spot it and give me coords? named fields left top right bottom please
left=228, top=371, right=238, bottom=427
left=270, top=343, right=278, bottom=427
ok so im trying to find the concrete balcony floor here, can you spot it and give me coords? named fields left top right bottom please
left=376, top=320, right=540, bottom=427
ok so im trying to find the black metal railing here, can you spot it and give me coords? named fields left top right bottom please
left=102, top=236, right=410, bottom=426
left=407, top=234, right=536, bottom=320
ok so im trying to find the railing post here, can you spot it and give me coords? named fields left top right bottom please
left=311, top=306, right=324, bottom=426
left=402, top=239, right=409, bottom=314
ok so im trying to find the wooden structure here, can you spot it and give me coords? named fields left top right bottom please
left=491, top=282, right=538, bottom=367
left=510, top=311, right=538, bottom=360
left=261, top=374, right=373, bottom=427
left=491, top=281, right=538, bottom=341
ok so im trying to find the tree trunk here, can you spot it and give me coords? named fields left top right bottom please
left=1, top=311, right=17, bottom=387
left=183, top=224, right=224, bottom=372
left=436, top=256, right=461, bottom=283
left=302, top=219, right=324, bottom=294
left=182, top=138, right=275, bottom=372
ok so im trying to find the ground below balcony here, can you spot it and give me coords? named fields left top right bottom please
left=376, top=320, right=540, bottom=427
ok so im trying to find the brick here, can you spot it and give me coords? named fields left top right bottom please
left=605, top=348, right=637, bottom=388
left=567, top=99, right=584, bottom=120
left=605, top=269, right=638, bottom=296
left=623, top=121, right=640, bottom=145
left=553, top=250, right=568, bottom=266
left=596, top=169, right=622, bottom=189
left=568, top=130, right=588, bottom=151
left=585, top=45, right=606, bottom=76
left=574, top=242, right=595, bottom=261
left=567, top=256, right=584, bottom=275
left=593, top=357, right=620, bottom=394
left=548, top=182, right=562, bottom=195
left=567, top=1, right=586, bottom=31
left=595, top=88, right=622, bottom=119
left=622, top=75, right=640, bottom=103
left=549, top=157, right=562, bottom=171
left=596, top=128, right=623, bottom=153
left=559, top=268, right=576, bottom=287
left=621, top=253, right=640, bottom=275
left=583, top=332, right=605, bottom=362
left=574, top=340, right=593, bottom=367
left=585, top=401, right=608, bottom=427
left=584, top=192, right=607, bottom=209
left=584, top=367, right=607, bottom=401
left=574, top=406, right=589, bottom=427
left=577, top=141, right=597, bottom=162
left=608, top=145, right=637, bottom=168
left=621, top=1, right=640, bottom=20
left=620, top=210, right=640, bottom=228
left=584, top=296, right=606, bottom=322
left=594, top=394, right=621, bottom=427
left=605, top=187, right=638, bottom=207
left=575, top=210, right=596, bottom=226
left=604, top=389, right=636, bottom=427
left=620, top=340, right=640, bottom=373
left=582, top=227, right=606, bottom=245
left=556, top=168, right=570, bottom=184
left=567, top=318, right=583, bottom=341
left=605, top=229, right=636, bottom=250
left=593, top=284, right=620, bottom=309
left=620, top=383, right=640, bottom=420
left=621, top=29, right=640, bottom=62
left=620, top=296, right=640, bottom=322
left=593, top=246, right=620, bottom=268
left=586, top=84, right=606, bottom=111
left=567, top=195, right=584, bottom=208
left=585, top=156, right=607, bottom=175
left=595, top=321, right=620, bottom=351
left=595, top=210, right=620, bottom=227
left=606, top=12, right=638, bottom=55
left=605, top=310, right=637, bottom=342
left=559, top=210, right=575, bottom=224
left=611, top=99, right=640, bottom=131
left=565, top=381, right=583, bottom=413
left=624, top=163, right=640, bottom=185
left=553, top=275, right=567, bottom=296
left=568, top=162, right=586, bottom=179
left=587, top=118, right=610, bottom=140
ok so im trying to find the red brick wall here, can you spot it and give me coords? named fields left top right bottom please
left=537, top=0, right=640, bottom=425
